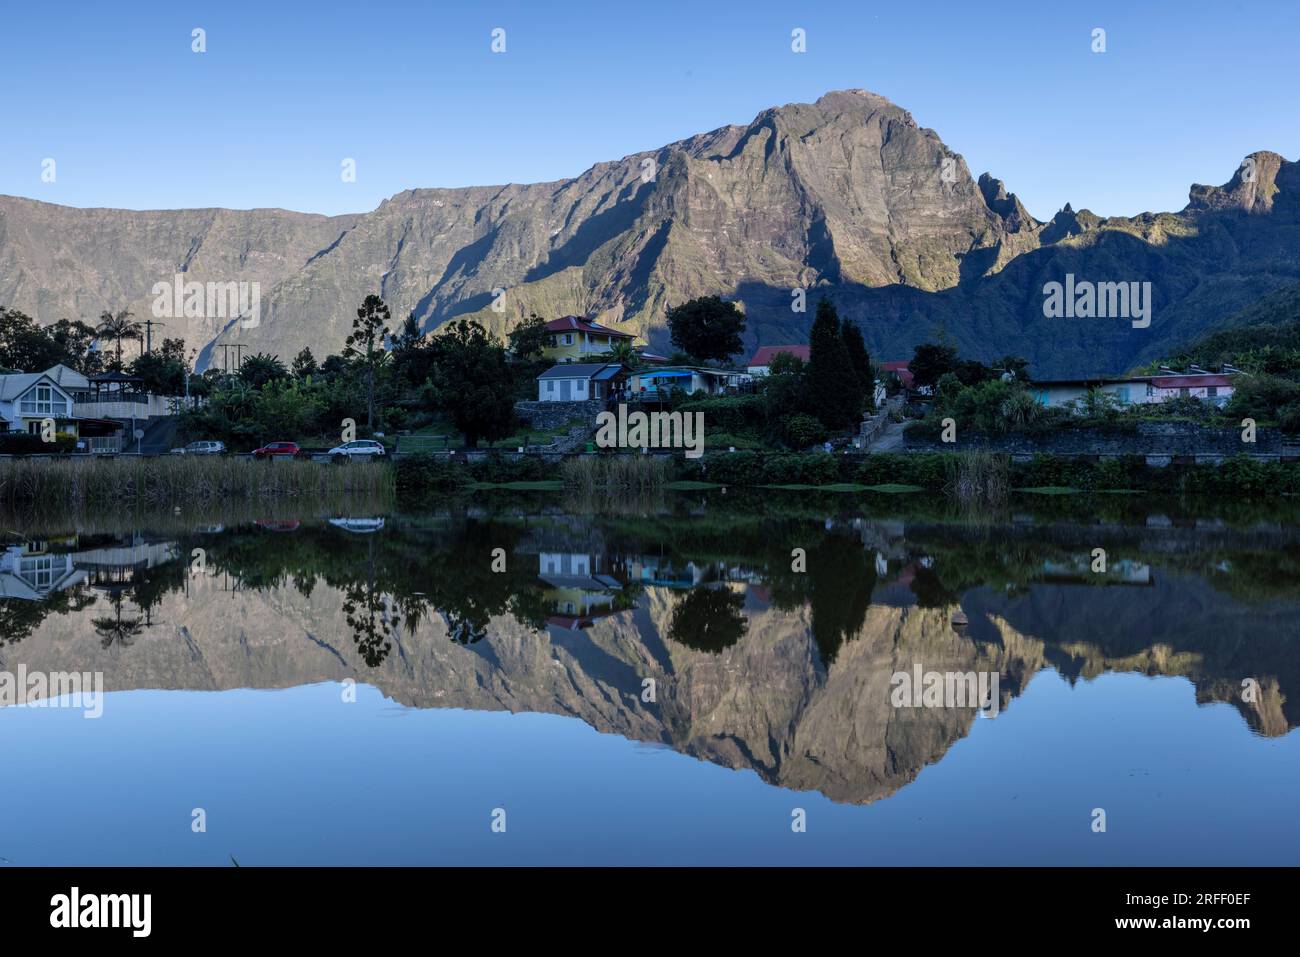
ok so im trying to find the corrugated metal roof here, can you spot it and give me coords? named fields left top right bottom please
left=537, top=363, right=626, bottom=380
left=748, top=345, right=810, bottom=366
left=543, top=316, right=634, bottom=338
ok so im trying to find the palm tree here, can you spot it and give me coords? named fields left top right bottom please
left=92, top=592, right=144, bottom=651
left=96, top=309, right=142, bottom=370
left=605, top=339, right=638, bottom=368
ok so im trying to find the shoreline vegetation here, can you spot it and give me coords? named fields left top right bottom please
left=0, top=456, right=391, bottom=509
left=396, top=449, right=1300, bottom=498
left=4, top=447, right=1300, bottom=510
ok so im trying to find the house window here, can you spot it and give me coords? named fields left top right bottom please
left=562, top=334, right=574, bottom=346
left=1207, top=386, right=1218, bottom=397
left=545, top=380, right=555, bottom=393
left=1180, top=387, right=1190, bottom=397
left=19, top=384, right=69, bottom=417
left=1116, top=386, right=1130, bottom=404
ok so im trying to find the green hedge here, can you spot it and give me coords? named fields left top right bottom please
left=395, top=452, right=557, bottom=492
left=677, top=396, right=765, bottom=432
left=0, top=432, right=78, bottom=455
left=682, top=450, right=843, bottom=486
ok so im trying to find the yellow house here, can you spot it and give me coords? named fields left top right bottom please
left=542, top=316, right=635, bottom=362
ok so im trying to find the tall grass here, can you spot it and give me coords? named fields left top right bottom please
left=559, top=454, right=671, bottom=494
left=0, top=456, right=394, bottom=510
left=944, top=451, right=1010, bottom=508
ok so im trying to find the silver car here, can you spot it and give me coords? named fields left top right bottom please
left=171, top=440, right=227, bottom=456
left=328, top=439, right=387, bottom=462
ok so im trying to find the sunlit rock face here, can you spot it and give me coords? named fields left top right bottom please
left=4, top=91, right=1298, bottom=376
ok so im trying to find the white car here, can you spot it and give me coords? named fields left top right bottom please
left=329, top=517, right=386, bottom=534
left=328, top=439, right=387, bottom=462
left=171, top=440, right=227, bottom=456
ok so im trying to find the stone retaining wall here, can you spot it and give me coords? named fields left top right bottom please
left=514, top=400, right=604, bottom=432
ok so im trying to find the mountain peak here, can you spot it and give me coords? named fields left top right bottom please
left=1186, top=150, right=1289, bottom=213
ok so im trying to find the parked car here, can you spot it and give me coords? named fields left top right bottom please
left=327, top=439, right=387, bottom=462
left=251, top=441, right=301, bottom=460
left=170, top=440, right=227, bottom=456
left=328, top=517, right=386, bottom=533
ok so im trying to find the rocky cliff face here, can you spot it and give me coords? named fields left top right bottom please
left=4, top=566, right=1291, bottom=804
left=2, top=90, right=1297, bottom=375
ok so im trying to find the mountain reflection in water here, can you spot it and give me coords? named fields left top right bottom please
left=2, top=492, right=1299, bottom=813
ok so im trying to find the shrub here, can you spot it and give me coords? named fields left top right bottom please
left=678, top=396, right=765, bottom=432
left=470, top=453, right=552, bottom=484
left=778, top=412, right=827, bottom=448
left=394, top=454, right=471, bottom=492
left=0, top=432, right=77, bottom=454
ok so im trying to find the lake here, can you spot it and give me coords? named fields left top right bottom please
left=2, top=490, right=1298, bottom=865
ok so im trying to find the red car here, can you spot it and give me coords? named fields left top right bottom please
left=252, top=441, right=301, bottom=460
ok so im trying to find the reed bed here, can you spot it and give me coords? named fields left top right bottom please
left=944, top=450, right=1011, bottom=508
left=559, top=454, right=671, bottom=494
left=0, top=456, right=394, bottom=509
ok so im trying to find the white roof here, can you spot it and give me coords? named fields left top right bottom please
left=0, top=373, right=48, bottom=402
left=44, top=364, right=90, bottom=390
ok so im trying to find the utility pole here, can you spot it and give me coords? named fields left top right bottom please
left=141, top=318, right=164, bottom=354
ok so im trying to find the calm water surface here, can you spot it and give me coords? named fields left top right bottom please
left=2, top=491, right=1297, bottom=865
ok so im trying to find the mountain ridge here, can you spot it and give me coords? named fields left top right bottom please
left=1, top=89, right=1296, bottom=376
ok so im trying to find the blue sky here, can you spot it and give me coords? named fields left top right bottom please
left=1, top=0, right=1295, bottom=220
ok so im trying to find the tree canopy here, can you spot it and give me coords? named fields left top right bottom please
left=666, top=296, right=746, bottom=364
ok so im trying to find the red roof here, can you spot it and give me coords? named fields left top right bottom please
left=544, top=316, right=634, bottom=339
left=1147, top=374, right=1233, bottom=389
left=881, top=360, right=914, bottom=388
left=747, top=345, right=810, bottom=367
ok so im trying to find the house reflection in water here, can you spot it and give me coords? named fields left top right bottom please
left=539, top=552, right=626, bottom=630
left=0, top=538, right=86, bottom=599
left=0, top=534, right=179, bottom=601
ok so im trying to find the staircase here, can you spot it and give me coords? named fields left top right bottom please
left=121, top=416, right=180, bottom=455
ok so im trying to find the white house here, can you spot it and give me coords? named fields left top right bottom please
left=1029, top=372, right=1236, bottom=409
left=0, top=543, right=86, bottom=600
left=0, top=371, right=77, bottom=435
left=536, top=363, right=628, bottom=402
left=0, top=366, right=129, bottom=450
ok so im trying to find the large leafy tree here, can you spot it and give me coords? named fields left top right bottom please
left=95, top=309, right=142, bottom=370
left=344, top=294, right=392, bottom=430
left=909, top=343, right=960, bottom=391
left=129, top=344, right=188, bottom=395
left=0, top=308, right=63, bottom=371
left=666, top=296, right=746, bottom=365
left=807, top=298, right=863, bottom=429
left=426, top=319, right=517, bottom=448
left=47, top=319, right=104, bottom=374
left=506, top=313, right=550, bottom=360
left=667, top=586, right=747, bottom=653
